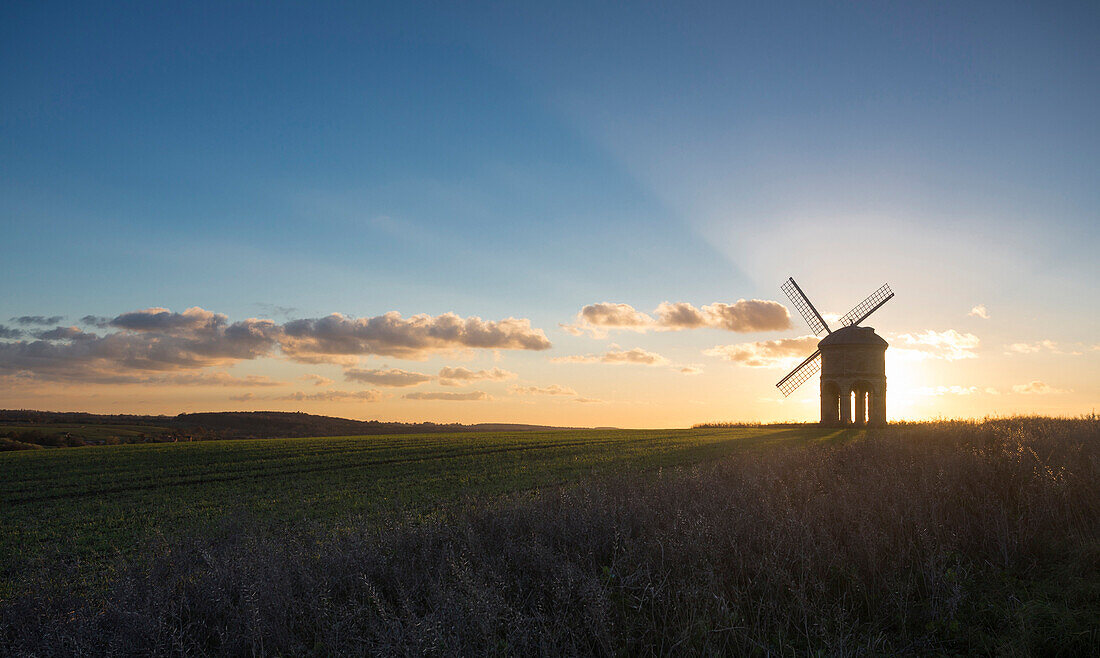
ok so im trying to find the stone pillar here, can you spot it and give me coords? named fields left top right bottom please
left=839, top=385, right=852, bottom=426
left=820, top=381, right=839, bottom=425
left=854, top=387, right=866, bottom=426
left=870, top=382, right=887, bottom=426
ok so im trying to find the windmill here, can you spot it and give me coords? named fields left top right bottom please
left=776, top=277, right=894, bottom=426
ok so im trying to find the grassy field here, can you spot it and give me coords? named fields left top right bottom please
left=0, top=426, right=847, bottom=581
left=3, top=418, right=1096, bottom=655
left=0, top=422, right=171, bottom=440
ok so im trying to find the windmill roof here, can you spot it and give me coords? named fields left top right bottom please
left=818, top=325, right=888, bottom=347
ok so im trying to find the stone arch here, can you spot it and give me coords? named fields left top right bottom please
left=820, top=381, right=841, bottom=425
left=852, top=380, right=874, bottom=426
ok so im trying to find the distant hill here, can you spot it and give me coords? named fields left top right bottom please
left=0, top=409, right=589, bottom=448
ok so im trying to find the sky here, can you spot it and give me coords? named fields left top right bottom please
left=1, top=1, right=1097, bottom=427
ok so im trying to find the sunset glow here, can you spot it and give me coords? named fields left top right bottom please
left=1, top=2, right=1097, bottom=426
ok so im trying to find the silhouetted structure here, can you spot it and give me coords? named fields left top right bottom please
left=776, top=277, right=894, bottom=427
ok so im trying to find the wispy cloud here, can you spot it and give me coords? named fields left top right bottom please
left=437, top=366, right=516, bottom=386
left=404, top=390, right=491, bottom=401
left=344, top=367, right=433, bottom=387
left=1005, top=340, right=1078, bottom=355
left=161, top=372, right=284, bottom=387
left=301, top=374, right=334, bottom=387
left=277, top=389, right=384, bottom=402
left=916, top=385, right=981, bottom=396
left=511, top=384, right=577, bottom=396
left=11, top=315, right=64, bottom=326
left=704, top=336, right=819, bottom=368
left=1011, top=380, right=1069, bottom=395
left=968, top=305, right=989, bottom=319
left=553, top=347, right=669, bottom=366
left=892, top=330, right=980, bottom=361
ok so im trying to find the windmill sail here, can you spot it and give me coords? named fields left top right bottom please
left=839, top=283, right=894, bottom=327
left=782, top=277, right=831, bottom=336
left=776, top=349, right=821, bottom=397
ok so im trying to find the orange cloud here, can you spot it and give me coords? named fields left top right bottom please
left=1011, top=380, right=1069, bottom=395
left=301, top=374, right=334, bottom=387
left=344, top=367, right=433, bottom=387
left=511, top=384, right=577, bottom=396
left=437, top=366, right=516, bottom=386
left=404, top=391, right=491, bottom=401
left=704, top=336, right=819, bottom=368
left=553, top=348, right=669, bottom=366
left=564, top=299, right=790, bottom=337
left=277, top=389, right=384, bottom=402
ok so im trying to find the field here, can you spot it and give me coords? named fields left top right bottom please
left=0, top=426, right=844, bottom=581
left=2, top=418, right=1098, bottom=655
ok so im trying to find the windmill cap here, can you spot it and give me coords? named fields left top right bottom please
left=818, top=325, right=888, bottom=347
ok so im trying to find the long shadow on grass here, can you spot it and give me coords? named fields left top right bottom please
left=648, top=427, right=859, bottom=468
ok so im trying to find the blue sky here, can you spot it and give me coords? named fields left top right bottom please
left=1, top=1, right=1097, bottom=424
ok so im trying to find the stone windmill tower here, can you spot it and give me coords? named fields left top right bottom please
left=775, top=277, right=895, bottom=427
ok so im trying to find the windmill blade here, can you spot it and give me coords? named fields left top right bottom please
left=776, top=350, right=821, bottom=397
left=839, top=283, right=894, bottom=327
left=781, top=277, right=831, bottom=336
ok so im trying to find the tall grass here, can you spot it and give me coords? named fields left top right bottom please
left=3, top=417, right=1098, bottom=655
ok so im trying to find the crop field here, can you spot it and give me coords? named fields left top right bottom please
left=2, top=418, right=1098, bottom=654
left=0, top=426, right=846, bottom=582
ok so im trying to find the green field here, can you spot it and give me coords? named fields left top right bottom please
left=0, top=422, right=172, bottom=440
left=0, top=426, right=848, bottom=580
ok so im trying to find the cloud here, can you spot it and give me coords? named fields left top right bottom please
left=404, top=390, right=491, bottom=401
left=688, top=301, right=791, bottom=332
left=437, top=366, right=516, bottom=386
left=1011, top=380, right=1069, bottom=395
left=968, top=305, right=990, bottom=319
left=344, top=367, right=433, bottom=387
left=0, top=306, right=549, bottom=384
left=33, top=326, right=91, bottom=341
left=80, top=315, right=112, bottom=328
left=160, top=372, right=284, bottom=387
left=1005, top=340, right=1076, bottom=355
left=11, top=315, right=64, bottom=326
left=301, top=374, right=334, bottom=387
left=511, top=384, right=577, bottom=396
left=704, top=336, right=819, bottom=368
left=281, top=312, right=551, bottom=361
left=893, top=330, right=980, bottom=361
left=572, top=397, right=607, bottom=404
left=229, top=393, right=255, bottom=401
left=564, top=299, right=790, bottom=336
left=653, top=302, right=708, bottom=329
left=277, top=389, right=384, bottom=402
left=255, top=304, right=299, bottom=320
left=553, top=348, right=669, bottom=366
left=679, top=366, right=703, bottom=375
left=0, top=309, right=281, bottom=383
left=562, top=303, right=653, bottom=336
left=110, top=306, right=224, bottom=333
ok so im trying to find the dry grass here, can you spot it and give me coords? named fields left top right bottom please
left=3, top=417, right=1098, bottom=655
